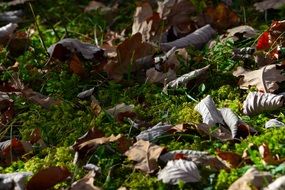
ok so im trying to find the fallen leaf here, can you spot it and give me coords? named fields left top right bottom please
left=265, top=119, right=285, bottom=128
left=124, top=140, right=165, bottom=173
left=226, top=25, right=257, bottom=41
left=69, top=54, right=86, bottom=77
left=47, top=38, right=104, bottom=61
left=0, top=172, right=32, bottom=190
left=160, top=24, right=216, bottom=51
left=132, top=2, right=160, bottom=41
left=69, top=164, right=101, bottom=190
left=106, top=103, right=135, bottom=122
left=136, top=122, right=173, bottom=141
left=104, top=33, right=156, bottom=81
left=73, top=134, right=128, bottom=160
left=0, top=138, right=33, bottom=166
left=195, top=123, right=232, bottom=141
left=265, top=175, right=285, bottom=190
left=228, top=167, right=272, bottom=190
left=159, top=150, right=229, bottom=170
left=163, top=65, right=210, bottom=94
left=243, top=92, right=284, bottom=115
left=203, top=3, right=240, bottom=32
left=90, top=96, right=101, bottom=116
left=0, top=23, right=17, bottom=43
left=233, top=65, right=285, bottom=93
left=146, top=68, right=176, bottom=84
left=77, top=88, right=95, bottom=99
left=254, top=0, right=285, bottom=12
left=259, top=143, right=285, bottom=165
left=216, top=150, right=242, bottom=168
left=26, top=166, right=71, bottom=190
left=84, top=1, right=110, bottom=13
left=157, top=160, right=201, bottom=184
left=219, top=108, right=257, bottom=139
left=22, top=88, right=60, bottom=109
left=194, top=95, right=225, bottom=127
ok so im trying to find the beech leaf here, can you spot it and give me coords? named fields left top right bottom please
left=228, top=167, right=272, bottom=190
left=47, top=38, right=104, bottom=61
left=265, top=175, right=285, bottom=190
left=226, top=25, right=257, bottom=41
left=0, top=172, right=32, bottom=190
left=124, top=140, right=165, bottom=173
left=136, top=122, right=173, bottom=141
left=243, top=92, right=284, bottom=115
left=26, top=166, right=71, bottom=190
left=160, top=24, right=216, bottom=51
left=163, top=65, right=210, bottom=94
left=157, top=160, right=201, bottom=184
left=233, top=65, right=285, bottom=93
left=194, top=95, right=224, bottom=127
left=146, top=68, right=176, bottom=84
left=0, top=23, right=17, bottom=41
left=254, top=0, right=285, bottom=12
left=265, top=119, right=285, bottom=128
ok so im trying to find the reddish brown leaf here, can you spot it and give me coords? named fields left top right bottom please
left=69, top=54, right=86, bottom=77
left=26, top=166, right=71, bottom=190
left=259, top=143, right=285, bottom=165
left=104, top=33, right=156, bottom=81
left=216, top=150, right=242, bottom=168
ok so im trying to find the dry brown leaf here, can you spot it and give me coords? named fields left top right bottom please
left=104, top=33, right=156, bottom=81
left=26, top=166, right=71, bottom=190
left=146, top=68, right=176, bottom=84
left=233, top=65, right=285, bottom=93
left=203, top=3, right=240, bottom=32
left=106, top=103, right=135, bottom=122
left=0, top=172, right=32, bottom=190
left=228, top=167, right=272, bottom=190
left=160, top=25, right=216, bottom=51
left=124, top=140, right=165, bottom=173
left=157, top=160, right=201, bottom=184
left=69, top=54, right=86, bottom=77
left=243, top=92, right=284, bottom=115
left=0, top=138, right=32, bottom=166
left=90, top=96, right=101, bottom=116
left=195, top=123, right=232, bottom=141
left=259, top=143, right=285, bottom=165
left=22, top=88, right=60, bottom=109
left=132, top=2, right=160, bottom=41
left=163, top=65, right=210, bottom=94
left=194, top=95, right=224, bottom=127
left=216, top=150, right=242, bottom=168
left=254, top=0, right=285, bottom=12
left=226, top=25, right=257, bottom=41
left=47, top=38, right=104, bottom=61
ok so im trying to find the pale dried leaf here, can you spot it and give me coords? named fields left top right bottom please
left=77, top=88, right=95, bottom=99
left=0, top=23, right=17, bottom=40
left=146, top=68, right=176, bottom=84
left=233, top=65, right=285, bottom=93
left=0, top=11, right=23, bottom=24
left=0, top=172, right=32, bottom=190
left=106, top=103, right=134, bottom=118
left=47, top=38, right=104, bottom=60
left=163, top=65, right=210, bottom=94
left=254, top=0, right=285, bottom=12
left=157, top=160, right=201, bottom=184
left=226, top=25, right=257, bottom=41
left=243, top=92, right=284, bottom=115
left=159, top=150, right=209, bottom=162
left=124, top=140, right=165, bottom=173
left=136, top=122, right=173, bottom=141
left=194, top=95, right=224, bottom=127
left=265, top=175, right=285, bottom=190
left=228, top=167, right=272, bottom=190
left=160, top=24, right=216, bottom=51
left=196, top=123, right=232, bottom=141
left=265, top=119, right=285, bottom=128
left=84, top=1, right=110, bottom=13
left=219, top=108, right=239, bottom=138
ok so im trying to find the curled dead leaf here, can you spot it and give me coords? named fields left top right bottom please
left=216, top=150, right=242, bottom=168
left=265, top=119, right=285, bottom=128
left=243, top=92, right=284, bottom=115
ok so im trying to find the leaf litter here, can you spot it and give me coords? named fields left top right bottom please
left=3, top=0, right=285, bottom=189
